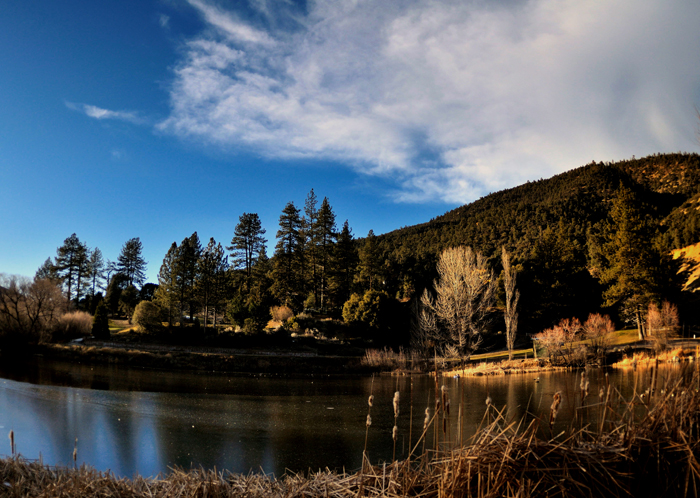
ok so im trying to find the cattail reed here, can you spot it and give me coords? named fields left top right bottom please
left=8, top=430, right=14, bottom=457
left=485, top=395, right=492, bottom=407
left=423, top=408, right=430, bottom=432
left=363, top=377, right=375, bottom=465
left=580, top=370, right=589, bottom=403
left=72, top=438, right=77, bottom=468
left=392, top=391, right=400, bottom=461
left=549, top=392, right=561, bottom=430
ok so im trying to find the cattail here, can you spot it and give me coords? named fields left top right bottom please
left=392, top=425, right=398, bottom=442
left=72, top=438, right=78, bottom=466
left=9, top=430, right=14, bottom=456
left=441, top=386, right=450, bottom=416
left=580, top=370, right=589, bottom=401
left=549, top=392, right=561, bottom=429
left=423, top=408, right=430, bottom=431
left=366, top=414, right=372, bottom=427
left=599, top=387, right=605, bottom=400
left=393, top=391, right=400, bottom=418
left=485, top=395, right=492, bottom=407
left=368, top=395, right=374, bottom=407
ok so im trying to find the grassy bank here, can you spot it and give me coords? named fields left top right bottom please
left=23, top=342, right=370, bottom=375
left=3, top=364, right=700, bottom=497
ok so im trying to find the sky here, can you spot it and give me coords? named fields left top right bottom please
left=2, top=0, right=700, bottom=284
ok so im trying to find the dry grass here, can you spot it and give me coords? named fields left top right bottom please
left=443, top=358, right=568, bottom=377
left=362, top=347, right=411, bottom=370
left=612, top=347, right=692, bottom=368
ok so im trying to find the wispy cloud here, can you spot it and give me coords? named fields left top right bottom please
left=159, top=0, right=700, bottom=204
left=66, top=102, right=145, bottom=125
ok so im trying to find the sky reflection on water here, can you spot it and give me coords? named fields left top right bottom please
left=0, top=358, right=684, bottom=477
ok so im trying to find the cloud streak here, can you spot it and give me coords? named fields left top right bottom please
left=159, top=0, right=700, bottom=204
left=66, top=102, right=145, bottom=124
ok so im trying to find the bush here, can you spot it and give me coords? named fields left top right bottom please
left=271, top=305, right=294, bottom=322
left=51, top=311, right=93, bottom=342
left=92, top=301, right=110, bottom=340
left=133, top=301, right=163, bottom=333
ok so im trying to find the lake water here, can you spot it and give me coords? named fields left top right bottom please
left=0, top=357, right=681, bottom=478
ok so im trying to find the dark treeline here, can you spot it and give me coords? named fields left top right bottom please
left=5, top=153, right=700, bottom=354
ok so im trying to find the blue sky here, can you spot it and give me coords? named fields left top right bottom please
left=2, top=0, right=699, bottom=284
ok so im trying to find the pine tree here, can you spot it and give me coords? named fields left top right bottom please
left=155, top=242, right=179, bottom=326
left=174, top=232, right=201, bottom=321
left=54, top=233, right=89, bottom=307
left=273, top=202, right=303, bottom=308
left=228, top=213, right=266, bottom=287
left=357, top=230, right=381, bottom=291
left=597, top=187, right=661, bottom=339
left=87, top=248, right=106, bottom=298
left=117, top=237, right=147, bottom=288
left=315, top=197, right=337, bottom=310
left=330, top=220, right=358, bottom=307
left=302, top=189, right=319, bottom=302
left=197, top=237, right=227, bottom=328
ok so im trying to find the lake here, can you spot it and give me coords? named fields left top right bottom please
left=0, top=356, right=676, bottom=478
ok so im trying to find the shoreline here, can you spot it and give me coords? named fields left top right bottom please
left=2, top=342, right=373, bottom=376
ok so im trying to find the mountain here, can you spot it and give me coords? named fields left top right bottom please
left=370, top=152, right=700, bottom=333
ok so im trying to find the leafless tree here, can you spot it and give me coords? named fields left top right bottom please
left=0, top=274, right=66, bottom=343
left=646, top=300, right=679, bottom=351
left=501, top=247, right=520, bottom=360
left=583, top=313, right=614, bottom=358
left=421, top=246, right=496, bottom=361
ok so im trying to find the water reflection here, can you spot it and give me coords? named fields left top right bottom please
left=0, top=358, right=686, bottom=478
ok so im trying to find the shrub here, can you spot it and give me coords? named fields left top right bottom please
left=133, top=301, right=163, bottom=333
left=51, top=311, right=93, bottom=342
left=92, top=301, right=110, bottom=340
left=270, top=305, right=294, bottom=323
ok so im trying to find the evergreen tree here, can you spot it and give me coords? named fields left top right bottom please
left=273, top=202, right=303, bottom=308
left=174, top=232, right=201, bottom=321
left=302, top=189, right=319, bottom=301
left=92, top=300, right=110, bottom=340
left=54, top=233, right=89, bottom=307
left=227, top=213, right=266, bottom=287
left=315, top=197, right=337, bottom=310
left=35, top=258, right=58, bottom=282
left=330, top=220, right=358, bottom=308
left=197, top=237, right=227, bottom=328
left=117, top=237, right=147, bottom=287
left=596, top=187, right=661, bottom=338
left=357, top=230, right=382, bottom=291
left=154, top=242, right=179, bottom=326
left=87, top=248, right=106, bottom=298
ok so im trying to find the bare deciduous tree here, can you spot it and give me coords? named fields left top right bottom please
left=646, top=301, right=679, bottom=351
left=0, top=274, right=66, bottom=343
left=501, top=247, right=520, bottom=360
left=582, top=313, right=614, bottom=358
left=421, top=246, right=496, bottom=361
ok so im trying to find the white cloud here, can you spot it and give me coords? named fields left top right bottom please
left=160, top=0, right=700, bottom=204
left=66, top=102, right=144, bottom=124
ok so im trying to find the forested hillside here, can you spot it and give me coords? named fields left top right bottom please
left=372, top=153, right=700, bottom=334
